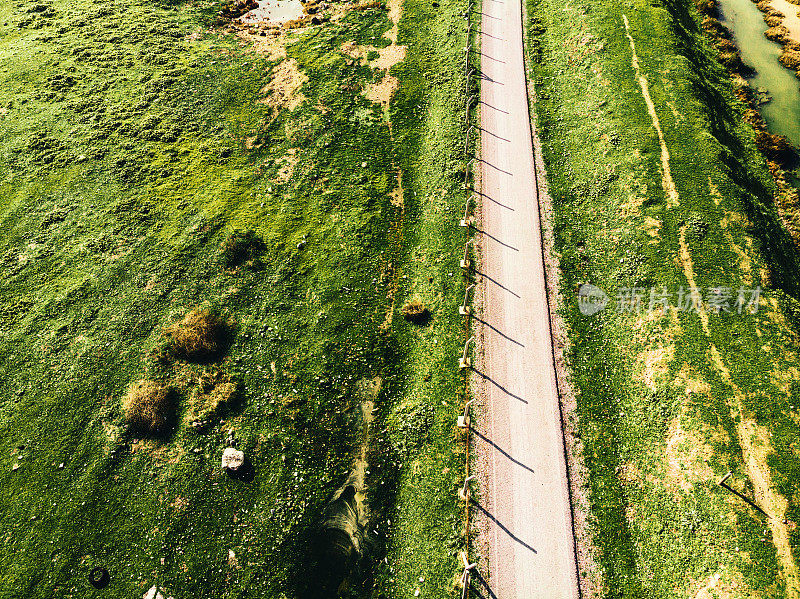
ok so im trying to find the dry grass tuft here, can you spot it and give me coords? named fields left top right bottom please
left=695, top=0, right=716, bottom=15
left=701, top=16, right=732, bottom=39
left=220, top=229, right=264, bottom=268
left=165, top=308, right=232, bottom=361
left=123, top=380, right=177, bottom=435
left=755, top=130, right=798, bottom=167
left=780, top=48, right=800, bottom=68
left=355, top=0, right=385, bottom=9
left=766, top=25, right=790, bottom=43
left=765, top=14, right=785, bottom=27
left=401, top=300, right=431, bottom=325
left=188, top=369, right=239, bottom=425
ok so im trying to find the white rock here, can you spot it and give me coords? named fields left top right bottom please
left=143, top=586, right=173, bottom=599
left=221, top=447, right=244, bottom=471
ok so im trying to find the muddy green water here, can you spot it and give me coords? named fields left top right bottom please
left=718, top=0, right=800, bottom=146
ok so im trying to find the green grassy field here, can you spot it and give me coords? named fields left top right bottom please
left=527, top=0, right=800, bottom=595
left=0, top=0, right=471, bottom=595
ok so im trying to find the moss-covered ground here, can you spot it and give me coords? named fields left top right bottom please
left=527, top=0, right=800, bottom=595
left=0, top=0, right=471, bottom=596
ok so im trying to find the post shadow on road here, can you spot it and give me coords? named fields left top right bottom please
left=471, top=225, right=519, bottom=251
left=470, top=569, right=499, bottom=599
left=465, top=155, right=513, bottom=176
left=479, top=98, right=510, bottom=113
left=473, top=28, right=505, bottom=41
left=472, top=366, right=527, bottom=403
left=477, top=126, right=511, bottom=143
left=472, top=314, right=525, bottom=347
left=471, top=498, right=538, bottom=554
left=478, top=69, right=504, bottom=85
left=471, top=428, right=535, bottom=474
left=470, top=48, right=507, bottom=64
left=472, top=269, right=520, bottom=298
left=473, top=189, right=515, bottom=211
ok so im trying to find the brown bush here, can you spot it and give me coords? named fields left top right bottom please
left=355, top=0, right=385, bottom=9
left=123, top=380, right=177, bottom=435
left=743, top=108, right=765, bottom=129
left=188, top=370, right=239, bottom=425
left=755, top=131, right=797, bottom=166
left=401, top=301, right=431, bottom=325
left=695, top=0, right=716, bottom=15
left=765, top=25, right=790, bottom=43
left=780, top=48, right=800, bottom=69
left=764, top=14, right=784, bottom=26
left=165, top=308, right=231, bottom=361
left=701, top=16, right=732, bottom=39
left=716, top=38, right=738, bottom=53
left=718, top=50, right=746, bottom=71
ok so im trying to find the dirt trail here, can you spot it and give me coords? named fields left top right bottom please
left=625, top=15, right=799, bottom=594
left=622, top=15, right=679, bottom=208
left=472, top=0, right=579, bottom=594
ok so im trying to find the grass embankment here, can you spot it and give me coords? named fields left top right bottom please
left=527, top=0, right=800, bottom=595
left=0, top=0, right=468, bottom=595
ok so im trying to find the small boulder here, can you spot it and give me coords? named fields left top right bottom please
left=143, top=586, right=173, bottom=599
left=221, top=447, right=244, bottom=471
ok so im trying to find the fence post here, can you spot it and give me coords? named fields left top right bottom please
left=460, top=239, right=473, bottom=270
left=459, top=475, right=476, bottom=500
left=459, top=283, right=475, bottom=315
left=459, top=336, right=474, bottom=369
left=458, top=399, right=475, bottom=428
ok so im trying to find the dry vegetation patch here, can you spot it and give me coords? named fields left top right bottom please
left=401, top=300, right=430, bottom=324
left=258, top=58, right=308, bottom=114
left=123, top=380, right=178, bottom=435
left=188, top=369, right=239, bottom=426
left=165, top=308, right=232, bottom=361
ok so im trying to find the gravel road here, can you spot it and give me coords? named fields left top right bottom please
left=471, top=0, right=580, bottom=595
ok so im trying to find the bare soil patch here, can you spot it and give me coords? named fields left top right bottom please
left=258, top=58, right=308, bottom=113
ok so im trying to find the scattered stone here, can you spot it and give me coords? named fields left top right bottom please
left=58, top=463, right=64, bottom=469
left=143, top=586, right=174, bottom=599
left=12, top=464, right=19, bottom=471
left=221, top=447, right=244, bottom=471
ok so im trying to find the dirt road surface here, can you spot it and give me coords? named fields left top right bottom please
left=471, top=0, right=580, bottom=595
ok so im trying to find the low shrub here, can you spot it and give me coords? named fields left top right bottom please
left=755, top=131, right=797, bottom=167
left=780, top=49, right=800, bottom=69
left=695, top=0, right=716, bottom=15
left=220, top=229, right=264, bottom=267
left=765, top=14, right=784, bottom=27
left=189, top=370, right=239, bottom=425
left=701, top=16, right=732, bottom=39
left=123, top=380, right=177, bottom=435
left=165, top=307, right=232, bottom=361
left=765, top=25, right=789, bottom=43
left=401, top=301, right=431, bottom=325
